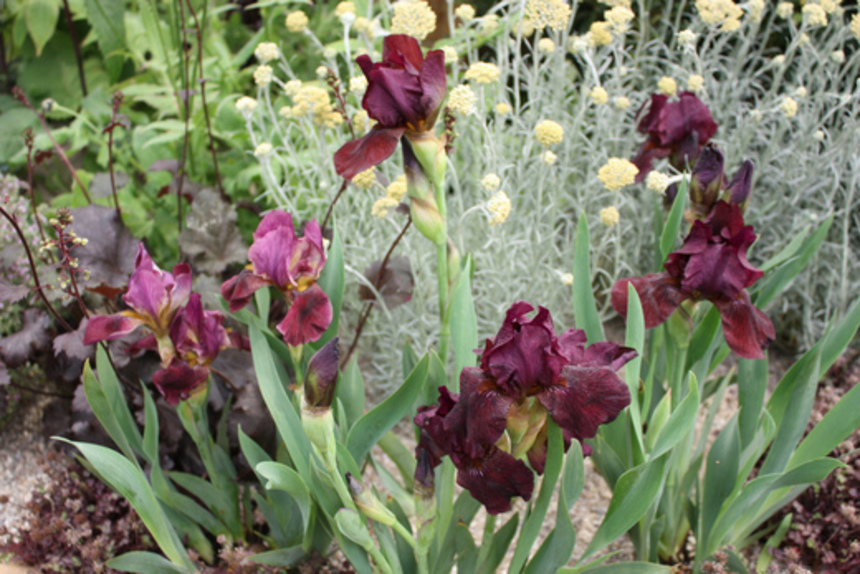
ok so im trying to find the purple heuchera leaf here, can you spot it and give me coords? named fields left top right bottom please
left=414, top=302, right=633, bottom=514
left=612, top=201, right=775, bottom=359
left=84, top=243, right=192, bottom=365
left=221, top=211, right=331, bottom=347
left=334, top=35, right=447, bottom=179
left=632, top=91, right=718, bottom=182
left=69, top=205, right=138, bottom=296
left=0, top=309, right=52, bottom=368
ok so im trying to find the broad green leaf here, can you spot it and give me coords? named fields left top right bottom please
left=26, top=0, right=60, bottom=56
left=738, top=358, right=769, bottom=449
left=336, top=357, right=366, bottom=430
left=583, top=453, right=670, bottom=560
left=660, top=178, right=687, bottom=263
left=790, top=380, right=860, bottom=469
left=759, top=227, right=809, bottom=272
left=476, top=514, right=520, bottom=574
left=255, top=287, right=271, bottom=324
left=85, top=0, right=126, bottom=79
left=449, top=255, right=478, bottom=390
left=61, top=441, right=194, bottom=571
left=624, top=284, right=645, bottom=453
left=509, top=421, right=565, bottom=573
left=315, top=229, right=344, bottom=348
left=250, top=546, right=306, bottom=567
left=347, top=355, right=429, bottom=463
left=700, top=417, right=740, bottom=547
left=257, top=461, right=313, bottom=536
left=378, top=431, right=416, bottom=490
left=573, top=213, right=604, bottom=343
left=107, top=551, right=189, bottom=574
left=168, top=472, right=234, bottom=526
left=755, top=514, right=792, bottom=573
left=753, top=216, right=832, bottom=309
left=525, top=441, right=584, bottom=573
left=249, top=325, right=313, bottom=479
left=650, top=373, right=699, bottom=459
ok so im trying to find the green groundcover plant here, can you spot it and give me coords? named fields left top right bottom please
left=2, top=0, right=857, bottom=572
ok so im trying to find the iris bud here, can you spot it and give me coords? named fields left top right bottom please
left=347, top=473, right=397, bottom=527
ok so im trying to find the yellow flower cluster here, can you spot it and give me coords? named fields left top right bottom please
left=254, top=142, right=273, bottom=158
left=350, top=76, right=368, bottom=94
left=496, top=102, right=512, bottom=115
left=465, top=62, right=502, bottom=84
left=658, top=76, right=678, bottom=96
left=482, top=173, right=501, bottom=191
left=598, top=158, right=638, bottom=191
left=538, top=38, right=557, bottom=53
left=646, top=171, right=669, bottom=193
left=482, top=14, right=500, bottom=33
left=678, top=29, right=697, bottom=45
left=776, top=2, right=794, bottom=18
left=352, top=167, right=377, bottom=189
left=524, top=0, right=572, bottom=31
left=747, top=0, right=765, bottom=23
left=589, top=21, right=613, bottom=46
left=535, top=120, right=564, bottom=146
left=372, top=197, right=399, bottom=218
left=335, top=2, right=355, bottom=17
left=235, top=96, right=258, bottom=117
left=290, top=86, right=343, bottom=128
left=781, top=96, right=798, bottom=118
left=448, top=85, right=477, bottom=116
left=487, top=191, right=512, bottom=225
left=541, top=150, right=558, bottom=165
left=615, top=96, right=630, bottom=110
left=687, top=74, right=705, bottom=92
left=353, top=110, right=370, bottom=133
left=372, top=175, right=407, bottom=218
left=286, top=11, right=309, bottom=32
left=353, top=17, right=374, bottom=36
left=590, top=86, right=609, bottom=105
left=695, top=0, right=743, bottom=32
left=391, top=1, right=437, bottom=41
left=254, top=66, right=273, bottom=87
left=601, top=0, right=631, bottom=7
left=455, top=4, right=476, bottom=22
left=600, top=206, right=620, bottom=227
left=284, top=79, right=303, bottom=96
left=802, top=3, right=827, bottom=27
left=255, top=42, right=279, bottom=63
left=605, top=6, right=635, bottom=34
left=818, top=0, right=840, bottom=14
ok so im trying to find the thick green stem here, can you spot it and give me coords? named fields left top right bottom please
left=436, top=235, right=450, bottom=361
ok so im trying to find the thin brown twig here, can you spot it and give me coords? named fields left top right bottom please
left=175, top=1, right=192, bottom=233
left=12, top=88, right=91, bottom=203
left=106, top=92, right=124, bottom=218
left=185, top=0, right=226, bottom=202
left=7, top=381, right=74, bottom=399
left=322, top=179, right=350, bottom=232
left=342, top=217, right=412, bottom=366
left=23, top=129, right=46, bottom=244
left=0, top=206, right=72, bottom=333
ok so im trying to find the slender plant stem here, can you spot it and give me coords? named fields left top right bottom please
left=107, top=93, right=124, bottom=218
left=175, top=0, right=192, bottom=232
left=185, top=0, right=226, bottom=201
left=7, top=381, right=74, bottom=399
left=322, top=179, right=350, bottom=232
left=61, top=0, right=87, bottom=96
left=0, top=206, right=72, bottom=332
left=23, top=130, right=46, bottom=243
left=342, top=217, right=412, bottom=366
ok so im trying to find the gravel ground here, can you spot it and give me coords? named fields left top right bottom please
left=0, top=395, right=51, bottom=550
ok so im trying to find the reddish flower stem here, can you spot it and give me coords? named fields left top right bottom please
left=23, top=129, right=46, bottom=244
left=61, top=0, right=87, bottom=97
left=342, top=216, right=412, bottom=367
left=322, top=179, right=350, bottom=232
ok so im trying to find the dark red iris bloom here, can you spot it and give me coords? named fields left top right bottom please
left=612, top=201, right=774, bottom=359
left=632, top=91, right=718, bottom=182
left=688, top=144, right=753, bottom=220
left=221, top=211, right=331, bottom=347
left=415, top=302, right=633, bottom=514
left=333, top=35, right=447, bottom=180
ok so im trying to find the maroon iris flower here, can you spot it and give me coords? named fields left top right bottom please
left=688, top=144, right=754, bottom=220
left=333, top=35, right=447, bottom=180
left=632, top=91, right=718, bottom=182
left=221, top=211, right=332, bottom=347
left=415, top=302, right=633, bottom=514
left=611, top=201, right=775, bottom=359
left=84, top=243, right=192, bottom=365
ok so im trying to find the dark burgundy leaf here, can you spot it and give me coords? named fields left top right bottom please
left=0, top=279, right=30, bottom=303
left=53, top=318, right=95, bottom=362
left=359, top=255, right=414, bottom=309
left=0, top=308, right=52, bottom=367
left=69, top=205, right=138, bottom=292
left=0, top=360, right=9, bottom=386
left=178, top=189, right=247, bottom=274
